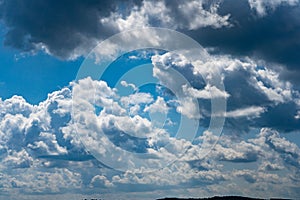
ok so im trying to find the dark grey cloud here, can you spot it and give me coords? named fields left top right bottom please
left=0, top=0, right=141, bottom=59
left=185, top=0, right=300, bottom=83
left=223, top=68, right=300, bottom=133
left=259, top=102, right=300, bottom=132
left=1, top=0, right=300, bottom=80
left=223, top=69, right=300, bottom=133
left=153, top=50, right=300, bottom=133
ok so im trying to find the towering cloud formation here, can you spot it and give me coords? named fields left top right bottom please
left=0, top=52, right=299, bottom=198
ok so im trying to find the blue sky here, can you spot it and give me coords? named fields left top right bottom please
left=0, top=29, right=82, bottom=104
left=0, top=1, right=300, bottom=200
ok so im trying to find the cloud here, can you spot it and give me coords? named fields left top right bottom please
left=175, top=1, right=231, bottom=29
left=153, top=51, right=300, bottom=132
left=0, top=0, right=300, bottom=88
left=70, top=76, right=300, bottom=192
left=120, top=92, right=153, bottom=108
left=0, top=0, right=130, bottom=59
left=188, top=0, right=300, bottom=84
left=90, top=175, right=113, bottom=188
left=1, top=0, right=300, bottom=89
left=197, top=128, right=300, bottom=197
left=102, top=0, right=231, bottom=31
left=0, top=86, right=83, bottom=164
left=257, top=128, right=300, bottom=168
left=0, top=0, right=231, bottom=60
left=182, top=84, right=230, bottom=99
left=248, top=0, right=299, bottom=16
left=0, top=76, right=300, bottom=198
left=1, top=1, right=300, bottom=198
left=120, top=80, right=138, bottom=91
left=151, top=53, right=202, bottom=120
left=101, top=128, right=300, bottom=197
left=2, top=149, right=33, bottom=168
left=144, top=96, right=169, bottom=114
left=259, top=161, right=284, bottom=171
left=224, top=106, right=266, bottom=118
left=0, top=95, right=34, bottom=117
left=3, top=168, right=82, bottom=194
left=195, top=130, right=261, bottom=163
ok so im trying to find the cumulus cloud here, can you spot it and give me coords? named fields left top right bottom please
left=152, top=51, right=300, bottom=132
left=19, top=49, right=294, bottom=197
left=0, top=76, right=300, bottom=198
left=0, top=168, right=82, bottom=194
left=144, top=96, right=169, bottom=114
left=3, top=149, right=33, bottom=168
left=90, top=175, right=113, bottom=188
left=120, top=92, right=153, bottom=108
left=0, top=87, right=89, bottom=197
left=97, top=128, right=300, bottom=197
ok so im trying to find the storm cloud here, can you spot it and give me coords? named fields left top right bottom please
left=1, top=0, right=300, bottom=74
left=187, top=0, right=300, bottom=83
left=0, top=0, right=141, bottom=59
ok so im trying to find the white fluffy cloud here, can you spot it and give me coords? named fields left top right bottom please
left=0, top=83, right=299, bottom=199
left=1, top=52, right=300, bottom=198
left=101, top=0, right=231, bottom=31
left=69, top=74, right=300, bottom=198
left=120, top=92, right=153, bottom=108
left=144, top=96, right=169, bottom=114
left=176, top=0, right=231, bottom=29
left=182, top=84, right=230, bottom=99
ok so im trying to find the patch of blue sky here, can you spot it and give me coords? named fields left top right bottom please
left=0, top=33, right=83, bottom=104
left=93, top=49, right=186, bottom=144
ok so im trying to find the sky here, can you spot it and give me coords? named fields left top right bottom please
left=0, top=0, right=300, bottom=199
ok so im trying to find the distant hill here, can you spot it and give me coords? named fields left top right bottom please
left=157, top=196, right=291, bottom=200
